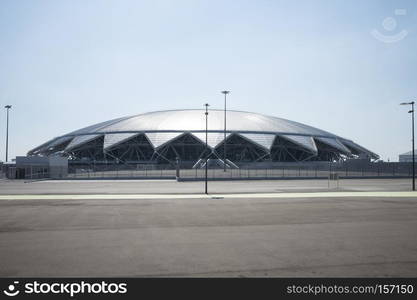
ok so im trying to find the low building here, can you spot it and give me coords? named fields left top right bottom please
left=6, top=156, right=68, bottom=179
left=399, top=150, right=416, bottom=162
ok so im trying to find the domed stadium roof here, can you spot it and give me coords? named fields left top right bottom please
left=28, top=109, right=378, bottom=160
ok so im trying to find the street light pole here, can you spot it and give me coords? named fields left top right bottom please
left=4, top=105, right=12, bottom=162
left=411, top=102, right=415, bottom=191
left=400, top=101, right=415, bottom=191
left=221, top=90, right=230, bottom=172
left=205, top=103, right=209, bottom=195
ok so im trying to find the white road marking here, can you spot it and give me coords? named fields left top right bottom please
left=32, top=179, right=176, bottom=183
left=0, top=191, right=416, bottom=200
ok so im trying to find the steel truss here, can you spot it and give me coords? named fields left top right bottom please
left=309, top=140, right=347, bottom=162
left=214, top=134, right=269, bottom=162
left=49, top=132, right=353, bottom=166
left=104, top=134, right=154, bottom=163
left=270, top=136, right=317, bottom=162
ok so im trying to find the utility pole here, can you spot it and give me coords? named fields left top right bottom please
left=205, top=103, right=209, bottom=194
left=400, top=101, right=415, bottom=191
left=221, top=91, right=230, bottom=172
left=4, top=105, right=12, bottom=162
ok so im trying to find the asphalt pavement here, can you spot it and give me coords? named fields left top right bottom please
left=0, top=178, right=413, bottom=194
left=0, top=178, right=416, bottom=277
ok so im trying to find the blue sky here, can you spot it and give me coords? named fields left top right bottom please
left=0, top=0, right=416, bottom=161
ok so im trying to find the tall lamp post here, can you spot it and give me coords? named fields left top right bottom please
left=4, top=105, right=12, bottom=162
left=400, top=101, right=415, bottom=191
left=221, top=90, right=230, bottom=172
left=204, top=103, right=209, bottom=195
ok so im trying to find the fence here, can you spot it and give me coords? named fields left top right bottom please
left=62, top=162, right=414, bottom=180
left=178, top=165, right=412, bottom=180
left=67, top=164, right=177, bottom=179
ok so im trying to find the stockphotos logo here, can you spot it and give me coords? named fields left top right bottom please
left=371, top=9, right=408, bottom=43
left=2, top=280, right=127, bottom=297
left=3, top=281, right=20, bottom=297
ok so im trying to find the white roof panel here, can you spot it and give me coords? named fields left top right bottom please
left=48, top=136, right=73, bottom=148
left=65, top=134, right=102, bottom=151
left=281, top=135, right=318, bottom=153
left=191, top=132, right=231, bottom=148
left=316, top=137, right=351, bottom=154
left=239, top=133, right=276, bottom=150
left=145, top=132, right=183, bottom=149
left=67, top=116, right=131, bottom=135
left=103, top=133, right=138, bottom=150
left=90, top=110, right=336, bottom=136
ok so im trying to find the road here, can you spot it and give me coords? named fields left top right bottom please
left=0, top=178, right=413, bottom=194
left=0, top=179, right=416, bottom=277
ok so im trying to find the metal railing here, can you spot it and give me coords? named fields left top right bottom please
left=63, top=162, right=413, bottom=180
left=1, top=162, right=413, bottom=180
left=178, top=166, right=412, bottom=180
left=67, top=164, right=176, bottom=179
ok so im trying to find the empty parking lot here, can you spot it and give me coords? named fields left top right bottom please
left=0, top=179, right=416, bottom=277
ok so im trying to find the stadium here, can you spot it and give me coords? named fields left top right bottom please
left=28, top=109, right=379, bottom=167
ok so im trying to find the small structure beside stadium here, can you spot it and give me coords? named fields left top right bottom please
left=6, top=156, right=68, bottom=179
left=399, top=150, right=416, bottom=163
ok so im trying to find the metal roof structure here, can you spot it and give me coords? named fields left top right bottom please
left=28, top=109, right=379, bottom=163
left=399, top=150, right=416, bottom=156
left=398, top=149, right=416, bottom=163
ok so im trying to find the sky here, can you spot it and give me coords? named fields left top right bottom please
left=0, top=0, right=416, bottom=162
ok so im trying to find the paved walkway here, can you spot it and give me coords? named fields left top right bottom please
left=1, top=193, right=416, bottom=277
left=0, top=178, right=413, bottom=195
left=0, top=191, right=416, bottom=200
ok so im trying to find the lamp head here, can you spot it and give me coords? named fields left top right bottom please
left=221, top=91, right=230, bottom=95
left=4, top=105, right=12, bottom=109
